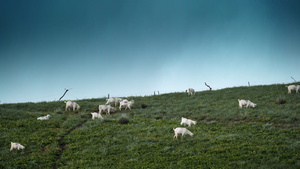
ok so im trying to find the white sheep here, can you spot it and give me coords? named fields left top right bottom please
left=37, top=114, right=50, bottom=120
left=99, top=105, right=116, bottom=115
left=64, top=100, right=80, bottom=111
left=106, top=98, right=123, bottom=107
left=238, top=99, right=257, bottom=108
left=188, top=88, right=195, bottom=96
left=286, top=85, right=300, bottom=94
left=91, top=112, right=104, bottom=120
left=10, top=142, right=25, bottom=151
left=119, top=99, right=135, bottom=110
left=173, top=127, right=194, bottom=138
left=180, top=117, right=196, bottom=127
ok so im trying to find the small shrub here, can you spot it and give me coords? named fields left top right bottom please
left=141, top=104, right=148, bottom=109
left=62, top=116, right=67, bottom=121
left=55, top=108, right=63, bottom=114
left=155, top=116, right=163, bottom=120
left=276, top=96, right=286, bottom=104
left=118, top=114, right=129, bottom=124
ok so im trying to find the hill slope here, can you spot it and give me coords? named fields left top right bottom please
left=0, top=84, right=299, bottom=168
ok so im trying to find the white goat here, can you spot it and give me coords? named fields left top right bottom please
left=37, top=114, right=50, bottom=120
left=286, top=85, right=300, bottom=94
left=106, top=98, right=123, bottom=107
left=119, top=99, right=135, bottom=110
left=238, top=99, right=257, bottom=108
left=91, top=112, right=104, bottom=120
left=10, top=142, right=25, bottom=151
left=180, top=117, right=196, bottom=127
left=99, top=105, right=116, bottom=115
left=65, top=100, right=80, bottom=111
left=188, top=88, right=195, bottom=96
left=173, top=127, right=194, bottom=138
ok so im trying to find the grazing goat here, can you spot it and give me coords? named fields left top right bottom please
left=286, top=85, right=300, bottom=94
left=173, top=127, right=194, bottom=138
left=10, top=142, right=25, bottom=151
left=65, top=100, right=80, bottom=111
left=180, top=117, right=196, bottom=127
left=238, top=99, right=257, bottom=108
left=106, top=98, right=123, bottom=107
left=91, top=112, right=104, bottom=120
left=188, top=88, right=195, bottom=96
left=37, top=114, right=50, bottom=120
left=119, top=99, right=135, bottom=110
left=99, top=105, right=116, bottom=115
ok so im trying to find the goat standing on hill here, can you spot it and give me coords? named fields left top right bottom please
left=91, top=112, right=104, bottom=120
left=10, top=142, right=25, bottom=151
left=286, top=85, right=300, bottom=94
left=119, top=99, right=135, bottom=110
left=99, top=105, right=116, bottom=115
left=238, top=99, right=257, bottom=108
left=173, top=127, right=194, bottom=138
left=65, top=100, right=80, bottom=111
left=188, top=88, right=195, bottom=96
left=180, top=117, right=196, bottom=127
left=106, top=98, right=123, bottom=107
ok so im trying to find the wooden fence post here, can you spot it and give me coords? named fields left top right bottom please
left=59, top=89, right=69, bottom=101
left=291, top=76, right=296, bottom=82
left=205, top=82, right=212, bottom=91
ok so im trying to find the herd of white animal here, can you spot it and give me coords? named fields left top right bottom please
left=10, top=85, right=299, bottom=151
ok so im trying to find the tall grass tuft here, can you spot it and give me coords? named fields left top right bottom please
left=141, top=104, right=148, bottom=109
left=118, top=114, right=130, bottom=124
left=54, top=108, right=63, bottom=114
left=276, top=96, right=287, bottom=104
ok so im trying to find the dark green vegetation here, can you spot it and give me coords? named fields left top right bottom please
left=1, top=84, right=299, bottom=168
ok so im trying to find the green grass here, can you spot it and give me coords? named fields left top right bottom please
left=0, top=83, right=299, bottom=168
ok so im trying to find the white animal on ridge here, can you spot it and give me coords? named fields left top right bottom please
left=99, top=105, right=116, bottom=115
left=37, top=114, right=50, bottom=120
left=173, top=127, right=194, bottom=138
left=10, top=142, right=25, bottom=151
left=64, top=100, right=80, bottom=111
left=119, top=99, right=135, bottom=110
left=91, top=112, right=104, bottom=120
left=180, top=117, right=196, bottom=127
left=286, top=85, right=300, bottom=94
left=188, top=88, right=195, bottom=96
left=106, top=98, right=123, bottom=107
left=238, top=99, right=257, bottom=108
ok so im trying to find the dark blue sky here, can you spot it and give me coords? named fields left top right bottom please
left=1, top=0, right=300, bottom=103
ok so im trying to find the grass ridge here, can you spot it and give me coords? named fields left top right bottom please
left=0, top=83, right=299, bottom=168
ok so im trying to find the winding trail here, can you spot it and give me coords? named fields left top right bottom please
left=52, top=119, right=88, bottom=169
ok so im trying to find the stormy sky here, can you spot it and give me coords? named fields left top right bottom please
left=1, top=0, right=300, bottom=103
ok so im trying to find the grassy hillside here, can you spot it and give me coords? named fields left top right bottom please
left=0, top=84, right=299, bottom=168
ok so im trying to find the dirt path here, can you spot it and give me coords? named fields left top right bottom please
left=52, top=119, right=88, bottom=169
